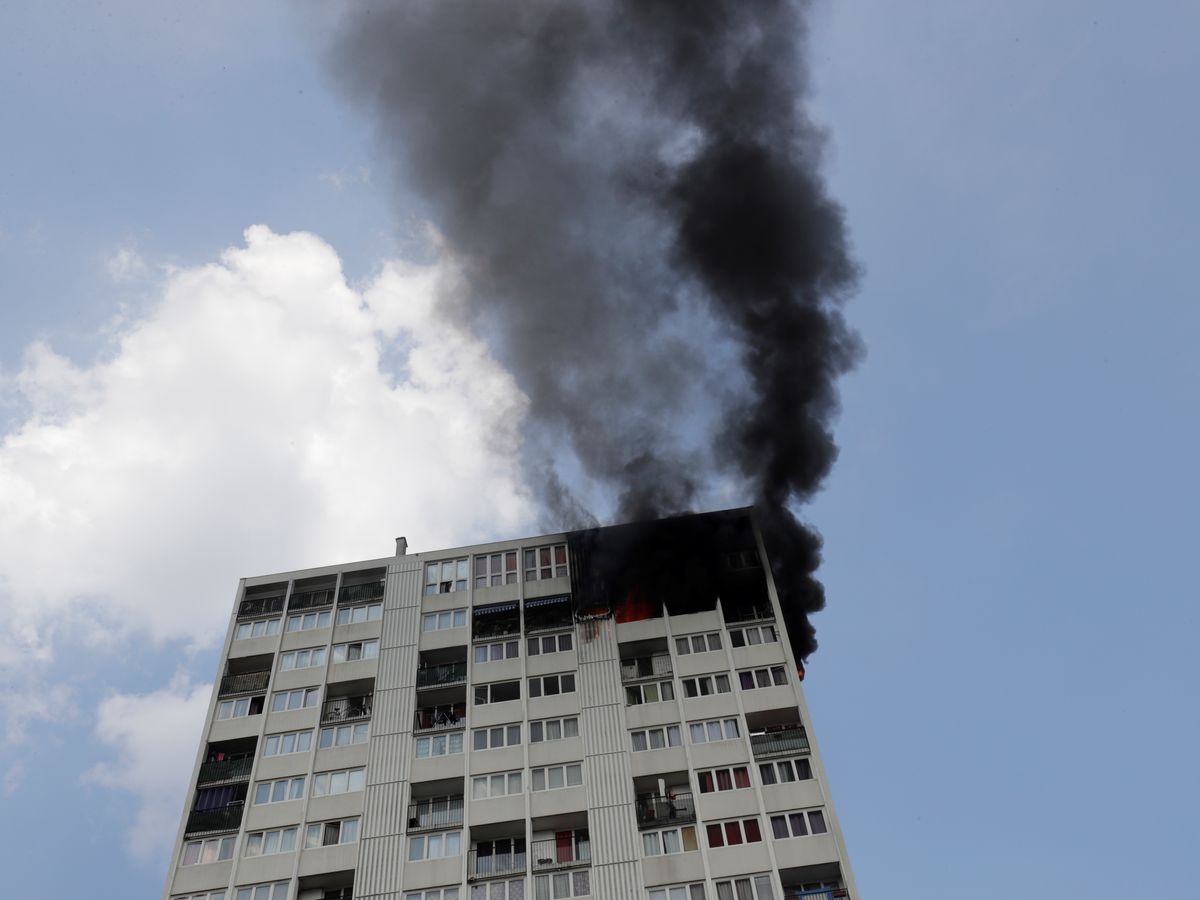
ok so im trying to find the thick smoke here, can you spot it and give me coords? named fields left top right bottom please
left=327, top=0, right=860, bottom=660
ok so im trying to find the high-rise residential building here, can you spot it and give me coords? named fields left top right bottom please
left=165, top=509, right=857, bottom=900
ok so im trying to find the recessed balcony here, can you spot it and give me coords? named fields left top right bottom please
left=197, top=756, right=254, bottom=785
left=635, top=791, right=695, bottom=829
left=407, top=796, right=464, bottom=832
left=416, top=661, right=468, bottom=690
left=185, top=802, right=244, bottom=836
left=339, top=580, right=385, bottom=605
left=237, top=593, right=284, bottom=619
left=750, top=725, right=810, bottom=758
left=620, top=654, right=672, bottom=682
left=413, top=703, right=466, bottom=733
left=321, top=694, right=373, bottom=725
left=723, top=603, right=775, bottom=624
left=530, top=836, right=591, bottom=872
left=468, top=843, right=527, bottom=881
left=218, top=670, right=270, bottom=696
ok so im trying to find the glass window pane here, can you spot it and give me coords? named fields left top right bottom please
left=547, top=720, right=561, bottom=740
left=724, top=822, right=743, bottom=845
left=706, top=824, right=724, bottom=847
left=788, top=813, right=807, bottom=836
left=564, top=718, right=578, bottom=737
left=642, top=833, right=660, bottom=856
left=548, top=767, right=565, bottom=789
left=707, top=722, right=722, bottom=742
left=662, top=829, right=681, bottom=854
left=743, top=819, right=762, bottom=842
left=530, top=722, right=543, bottom=742
left=808, top=810, right=827, bottom=834
left=681, top=826, right=698, bottom=852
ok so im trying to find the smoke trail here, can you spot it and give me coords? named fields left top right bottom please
left=327, top=0, right=860, bottom=659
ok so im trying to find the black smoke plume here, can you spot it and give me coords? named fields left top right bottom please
left=327, top=0, right=860, bottom=660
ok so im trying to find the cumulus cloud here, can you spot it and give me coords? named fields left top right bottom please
left=83, top=675, right=212, bottom=860
left=105, top=245, right=149, bottom=282
left=0, top=224, right=532, bottom=709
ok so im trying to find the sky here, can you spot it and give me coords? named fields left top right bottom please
left=1, top=1, right=1197, bottom=897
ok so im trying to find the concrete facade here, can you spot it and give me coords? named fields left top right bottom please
left=164, top=510, right=857, bottom=900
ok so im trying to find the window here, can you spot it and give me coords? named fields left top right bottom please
left=408, top=830, right=462, bottom=861
left=471, top=770, right=523, bottom=799
left=181, top=835, right=235, bottom=866
left=625, top=679, right=674, bottom=705
left=234, top=884, right=289, bottom=900
left=681, top=674, right=731, bottom=698
left=285, top=610, right=332, bottom=633
left=535, top=870, right=591, bottom=899
left=474, top=639, right=520, bottom=663
left=527, top=631, right=573, bottom=655
left=530, top=717, right=579, bottom=743
left=737, top=666, right=788, bottom=691
left=312, top=767, right=365, bottom=797
left=630, top=725, right=682, bottom=751
left=524, top=544, right=568, bottom=581
left=758, top=757, right=812, bottom=785
left=528, top=673, right=575, bottom=697
left=474, top=550, right=518, bottom=588
left=769, top=809, right=827, bottom=839
left=263, top=729, right=312, bottom=756
left=235, top=618, right=281, bottom=640
left=425, top=558, right=469, bottom=595
left=332, top=639, right=379, bottom=663
left=270, top=687, right=320, bottom=712
left=530, top=763, right=583, bottom=791
left=728, top=625, right=778, bottom=648
left=216, top=695, right=264, bottom=720
left=279, top=647, right=326, bottom=671
left=648, top=885, right=706, bottom=900
left=319, top=721, right=370, bottom=748
left=423, top=608, right=468, bottom=632
left=474, top=680, right=521, bottom=705
left=704, top=817, right=763, bottom=848
left=407, top=890, right=461, bottom=900
left=243, top=827, right=298, bottom=857
left=674, top=632, right=722, bottom=655
left=175, top=894, right=227, bottom=900
left=473, top=838, right=525, bottom=874
left=335, top=602, right=382, bottom=626
left=641, top=825, right=698, bottom=856
left=305, top=817, right=360, bottom=848
left=688, top=718, right=740, bottom=744
left=416, top=731, right=464, bottom=758
left=697, top=766, right=751, bottom=794
left=472, top=722, right=522, bottom=750
left=253, top=776, right=305, bottom=805
left=470, top=879, right=524, bottom=900
left=714, top=876, right=776, bottom=900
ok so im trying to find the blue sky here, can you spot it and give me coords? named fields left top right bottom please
left=1, top=2, right=1197, bottom=897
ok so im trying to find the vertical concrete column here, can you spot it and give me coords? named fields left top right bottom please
left=356, top=555, right=422, bottom=899
left=576, top=615, right=646, bottom=896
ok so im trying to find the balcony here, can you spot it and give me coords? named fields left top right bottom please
left=289, top=588, right=334, bottom=612
left=238, top=595, right=284, bottom=619
left=620, top=654, right=672, bottom=681
left=750, top=725, right=810, bottom=758
left=784, top=890, right=848, bottom=900
left=413, top=705, right=466, bottom=733
left=416, top=662, right=468, bottom=690
left=218, top=670, right=270, bottom=696
left=530, top=838, right=591, bottom=872
left=473, top=601, right=520, bottom=641
left=635, top=792, right=695, bottom=828
left=185, top=803, right=244, bottom=835
left=406, top=797, right=464, bottom=832
left=321, top=694, right=373, bottom=724
left=468, top=848, right=527, bottom=881
left=724, top=604, right=775, bottom=624
left=197, top=756, right=254, bottom=785
left=339, top=581, right=385, bottom=605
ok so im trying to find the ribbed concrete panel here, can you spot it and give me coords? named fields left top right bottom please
left=363, top=781, right=407, bottom=838
left=580, top=701, right=623, bottom=749
left=356, top=834, right=406, bottom=895
left=589, top=800, right=641, bottom=863
left=579, top=657, right=624, bottom=709
left=575, top=616, right=618, bottom=664
left=373, top=685, right=415, bottom=736
left=590, top=860, right=645, bottom=898
left=379, top=644, right=416, bottom=690
left=366, top=732, right=409, bottom=786
left=585, top=751, right=634, bottom=815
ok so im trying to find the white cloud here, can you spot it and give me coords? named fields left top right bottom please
left=319, top=166, right=372, bottom=191
left=0, top=224, right=533, bottom=718
left=105, top=245, right=149, bottom=282
left=83, top=675, right=212, bottom=861
left=2, top=761, right=27, bottom=797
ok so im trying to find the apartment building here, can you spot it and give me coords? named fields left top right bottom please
left=165, top=509, right=857, bottom=900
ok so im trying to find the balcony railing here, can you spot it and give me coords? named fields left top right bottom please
left=468, top=848, right=527, bottom=880
left=530, top=838, right=591, bottom=872
left=340, top=581, right=385, bottom=604
left=724, top=604, right=775, bottom=624
left=185, top=803, right=244, bottom=835
left=415, top=662, right=468, bottom=690
left=289, top=588, right=334, bottom=611
left=635, top=792, right=695, bottom=828
left=197, top=756, right=254, bottom=785
left=413, top=707, right=466, bottom=733
left=750, top=725, right=810, bottom=758
left=238, top=595, right=284, bottom=619
left=406, top=797, right=464, bottom=832
left=784, top=889, right=848, bottom=900
left=620, top=655, right=672, bottom=681
left=473, top=618, right=521, bottom=641
left=321, top=695, right=373, bottom=724
left=218, top=671, right=270, bottom=696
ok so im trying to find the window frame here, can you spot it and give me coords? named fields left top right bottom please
left=681, top=673, right=732, bottom=698
left=474, top=550, right=519, bottom=588
left=529, top=716, right=579, bottom=743
left=625, top=678, right=675, bottom=706
left=696, top=765, right=751, bottom=794
left=530, top=762, right=583, bottom=791
left=318, top=721, right=370, bottom=748
left=407, top=829, right=463, bottom=861
left=243, top=826, right=298, bottom=858
left=285, top=610, right=332, bottom=633
left=647, top=885, right=707, bottom=900
left=180, top=835, right=235, bottom=866
left=728, top=624, right=778, bottom=648
left=415, top=731, right=465, bottom=758
left=304, top=817, right=360, bottom=849
left=279, top=646, right=326, bottom=671
left=527, top=672, right=576, bottom=698
left=768, top=808, right=828, bottom=840
left=474, top=639, right=520, bottom=664
left=233, top=883, right=289, bottom=900
left=312, top=766, right=366, bottom=797
left=334, top=602, right=382, bottom=626
left=473, top=680, right=521, bottom=705
left=534, top=869, right=591, bottom=899
left=262, top=729, right=312, bottom=757
left=630, top=725, right=683, bottom=752
left=332, top=639, right=379, bottom=663
left=422, top=607, right=468, bottom=632
left=641, top=824, right=698, bottom=857
left=253, top=776, right=306, bottom=805
left=472, top=722, right=522, bottom=751
left=704, top=817, right=764, bottom=848
left=235, top=618, right=281, bottom=641
left=424, top=558, right=469, bottom=595
left=674, top=632, right=723, bottom=655
left=758, top=756, right=813, bottom=786
left=471, top=769, right=524, bottom=800
left=269, top=687, right=320, bottom=712
left=523, top=543, right=568, bottom=581
left=713, top=875, right=776, bottom=900
left=688, top=718, right=740, bottom=744
left=526, top=631, right=573, bottom=656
